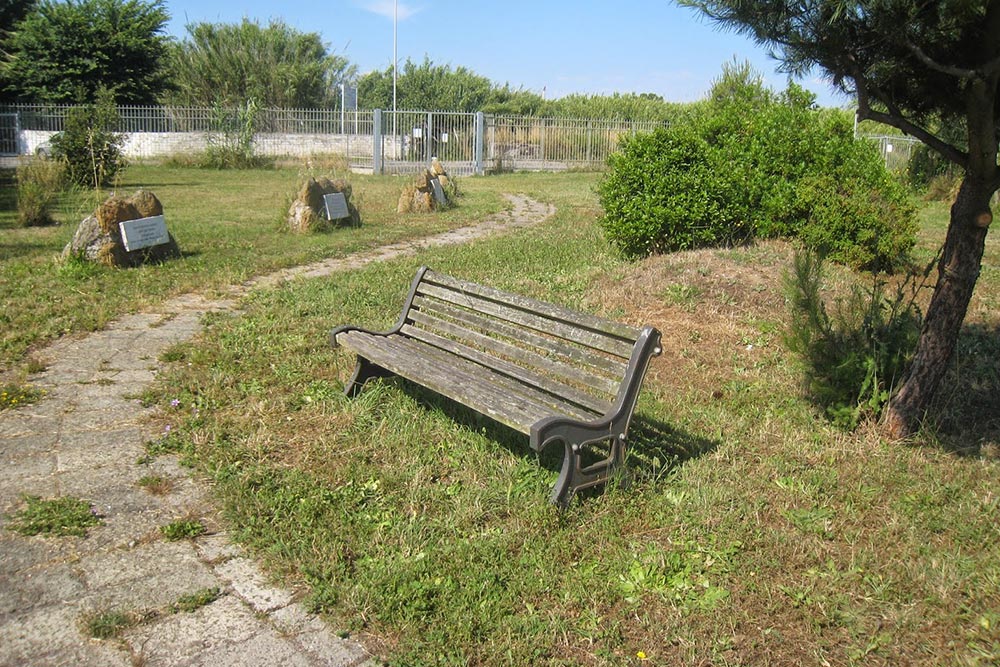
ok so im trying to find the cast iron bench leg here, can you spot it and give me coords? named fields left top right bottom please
left=536, top=420, right=628, bottom=507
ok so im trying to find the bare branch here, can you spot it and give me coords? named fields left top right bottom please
left=906, top=42, right=979, bottom=79
left=853, top=72, right=969, bottom=167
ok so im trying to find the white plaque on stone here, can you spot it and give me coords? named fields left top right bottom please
left=119, top=215, right=169, bottom=252
left=430, top=178, right=447, bottom=205
left=323, top=192, right=350, bottom=220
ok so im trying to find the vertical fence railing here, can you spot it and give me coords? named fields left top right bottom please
left=482, top=115, right=663, bottom=172
left=2, top=103, right=673, bottom=171
left=860, top=134, right=919, bottom=172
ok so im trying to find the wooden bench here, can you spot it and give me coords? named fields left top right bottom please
left=330, top=267, right=662, bottom=506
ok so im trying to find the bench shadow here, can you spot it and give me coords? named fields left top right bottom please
left=382, top=379, right=720, bottom=503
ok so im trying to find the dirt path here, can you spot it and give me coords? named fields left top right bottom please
left=0, top=194, right=554, bottom=667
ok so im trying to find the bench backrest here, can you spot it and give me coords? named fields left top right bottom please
left=397, top=268, right=650, bottom=419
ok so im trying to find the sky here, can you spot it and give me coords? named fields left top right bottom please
left=162, top=0, right=852, bottom=108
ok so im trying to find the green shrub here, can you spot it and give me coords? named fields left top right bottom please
left=906, top=122, right=964, bottom=191
left=783, top=250, right=922, bottom=428
left=15, top=157, right=65, bottom=226
left=200, top=98, right=272, bottom=169
left=50, top=88, right=127, bottom=188
left=598, top=65, right=918, bottom=271
left=796, top=172, right=917, bottom=272
left=599, top=122, right=752, bottom=257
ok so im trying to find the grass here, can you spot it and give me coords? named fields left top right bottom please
left=3, top=164, right=999, bottom=664
left=6, top=495, right=102, bottom=537
left=136, top=171, right=1000, bottom=666
left=82, top=609, right=146, bottom=639
left=0, top=162, right=507, bottom=371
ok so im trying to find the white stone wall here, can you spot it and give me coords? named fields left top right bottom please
left=15, top=129, right=375, bottom=160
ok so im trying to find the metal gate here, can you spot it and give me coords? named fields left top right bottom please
left=0, top=112, right=18, bottom=155
left=371, top=110, right=482, bottom=176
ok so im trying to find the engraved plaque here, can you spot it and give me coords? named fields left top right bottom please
left=430, top=178, right=447, bottom=205
left=323, top=192, right=350, bottom=220
left=119, top=215, right=169, bottom=252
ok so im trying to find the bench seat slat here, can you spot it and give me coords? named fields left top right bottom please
left=338, top=330, right=599, bottom=431
left=406, top=309, right=622, bottom=398
left=400, top=324, right=613, bottom=416
left=410, top=295, right=627, bottom=380
left=416, top=282, right=634, bottom=359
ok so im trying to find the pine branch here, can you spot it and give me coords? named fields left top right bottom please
left=853, top=68, right=968, bottom=168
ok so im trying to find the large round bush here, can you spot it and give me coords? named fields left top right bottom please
left=598, top=80, right=917, bottom=272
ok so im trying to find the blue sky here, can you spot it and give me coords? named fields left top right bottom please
left=162, top=0, right=851, bottom=108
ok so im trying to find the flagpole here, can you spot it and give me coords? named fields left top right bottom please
left=392, top=0, right=397, bottom=156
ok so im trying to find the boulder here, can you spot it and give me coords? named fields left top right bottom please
left=287, top=177, right=360, bottom=233
left=397, top=161, right=454, bottom=214
left=62, top=191, right=179, bottom=267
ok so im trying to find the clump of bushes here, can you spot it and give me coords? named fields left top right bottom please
left=15, top=157, right=66, bottom=226
left=598, top=64, right=917, bottom=272
left=50, top=87, right=127, bottom=188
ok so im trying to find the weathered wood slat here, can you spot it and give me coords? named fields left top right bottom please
left=385, top=333, right=601, bottom=422
left=338, top=331, right=598, bottom=429
left=424, top=270, right=640, bottom=340
left=406, top=309, right=622, bottom=398
left=400, top=324, right=613, bottom=415
left=416, top=282, right=634, bottom=359
left=410, top=295, right=627, bottom=379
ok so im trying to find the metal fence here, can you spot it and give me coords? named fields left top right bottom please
left=0, top=103, right=667, bottom=175
left=861, top=134, right=920, bottom=172
left=1, top=103, right=922, bottom=176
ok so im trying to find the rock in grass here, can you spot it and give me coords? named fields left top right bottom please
left=286, top=177, right=360, bottom=233
left=62, top=190, right=179, bottom=268
left=397, top=159, right=453, bottom=214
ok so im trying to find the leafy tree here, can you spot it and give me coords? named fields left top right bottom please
left=544, top=92, right=686, bottom=122
left=166, top=19, right=354, bottom=108
left=679, top=0, right=1000, bottom=439
left=0, top=0, right=36, bottom=101
left=51, top=86, right=126, bottom=187
left=358, top=57, right=503, bottom=111
left=0, top=0, right=35, bottom=32
left=3, top=0, right=170, bottom=104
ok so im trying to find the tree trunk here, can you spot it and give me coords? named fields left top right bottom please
left=883, top=177, right=992, bottom=439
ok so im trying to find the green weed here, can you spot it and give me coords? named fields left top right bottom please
left=171, top=587, right=221, bottom=613
left=7, top=495, right=102, bottom=537
left=82, top=609, right=144, bottom=639
left=136, top=475, right=172, bottom=495
left=0, top=382, right=45, bottom=410
left=160, top=519, right=206, bottom=541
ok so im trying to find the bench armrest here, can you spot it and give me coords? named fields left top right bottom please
left=529, top=326, right=661, bottom=506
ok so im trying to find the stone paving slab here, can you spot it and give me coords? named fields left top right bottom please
left=0, top=194, right=553, bottom=666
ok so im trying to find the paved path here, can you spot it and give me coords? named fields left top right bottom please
left=0, top=195, right=554, bottom=667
